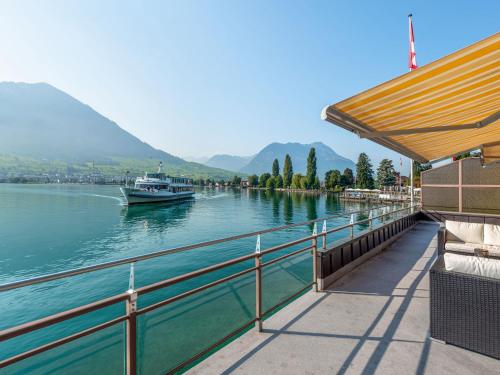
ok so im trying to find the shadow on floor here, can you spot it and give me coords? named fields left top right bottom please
left=220, top=222, right=439, bottom=375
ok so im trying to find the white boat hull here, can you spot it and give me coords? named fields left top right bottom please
left=120, top=187, right=194, bottom=205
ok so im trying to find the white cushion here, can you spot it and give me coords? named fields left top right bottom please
left=484, top=224, right=500, bottom=246
left=445, top=221, right=484, bottom=244
left=444, top=241, right=478, bottom=254
left=444, top=252, right=500, bottom=280
left=481, top=244, right=500, bottom=257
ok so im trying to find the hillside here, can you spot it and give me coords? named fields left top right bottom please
left=239, top=142, right=355, bottom=178
left=0, top=82, right=234, bottom=179
left=205, top=154, right=253, bottom=172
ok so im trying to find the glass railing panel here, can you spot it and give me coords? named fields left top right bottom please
left=3, top=323, right=125, bottom=375
left=136, top=271, right=255, bottom=374
left=261, top=251, right=312, bottom=315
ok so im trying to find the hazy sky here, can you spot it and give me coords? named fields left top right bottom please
left=1, top=0, right=498, bottom=173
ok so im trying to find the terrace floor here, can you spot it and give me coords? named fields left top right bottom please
left=188, top=221, right=500, bottom=374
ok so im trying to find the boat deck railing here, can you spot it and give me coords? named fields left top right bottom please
left=0, top=203, right=419, bottom=374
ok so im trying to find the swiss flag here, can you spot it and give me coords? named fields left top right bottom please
left=408, top=15, right=417, bottom=70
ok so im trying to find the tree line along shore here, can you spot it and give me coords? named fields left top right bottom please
left=193, top=147, right=432, bottom=192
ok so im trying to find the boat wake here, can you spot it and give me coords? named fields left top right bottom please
left=89, top=194, right=124, bottom=204
left=197, top=193, right=228, bottom=200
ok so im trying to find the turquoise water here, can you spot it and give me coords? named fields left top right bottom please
left=0, top=184, right=385, bottom=374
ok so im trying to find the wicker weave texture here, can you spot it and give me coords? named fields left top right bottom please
left=430, top=258, right=500, bottom=359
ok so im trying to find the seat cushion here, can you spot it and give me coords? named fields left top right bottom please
left=444, top=241, right=477, bottom=254
left=445, top=221, right=484, bottom=243
left=444, top=252, right=500, bottom=280
left=484, top=224, right=500, bottom=246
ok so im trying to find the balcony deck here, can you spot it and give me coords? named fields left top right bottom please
left=189, top=221, right=500, bottom=374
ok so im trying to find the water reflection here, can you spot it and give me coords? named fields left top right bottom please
left=283, top=193, right=293, bottom=224
left=121, top=199, right=194, bottom=231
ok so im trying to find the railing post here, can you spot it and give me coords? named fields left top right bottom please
left=321, top=220, right=327, bottom=250
left=126, top=263, right=137, bottom=375
left=312, top=223, right=318, bottom=292
left=350, top=214, right=354, bottom=238
left=255, top=235, right=262, bottom=332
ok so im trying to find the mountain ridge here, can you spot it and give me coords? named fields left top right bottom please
left=205, top=154, right=253, bottom=172
left=239, top=142, right=355, bottom=178
left=0, top=82, right=235, bottom=178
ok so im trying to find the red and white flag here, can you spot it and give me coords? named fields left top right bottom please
left=408, top=14, right=417, bottom=70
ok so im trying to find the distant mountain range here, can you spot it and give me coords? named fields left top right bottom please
left=241, top=142, right=355, bottom=178
left=205, top=154, right=253, bottom=172
left=0, top=83, right=356, bottom=181
left=0, top=82, right=234, bottom=179
left=202, top=142, right=355, bottom=178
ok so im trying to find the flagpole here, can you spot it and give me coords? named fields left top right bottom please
left=408, top=13, right=416, bottom=207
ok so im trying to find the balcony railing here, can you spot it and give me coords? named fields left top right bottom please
left=0, top=204, right=419, bottom=374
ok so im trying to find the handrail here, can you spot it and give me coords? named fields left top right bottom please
left=0, top=203, right=399, bottom=292
left=0, top=204, right=420, bottom=374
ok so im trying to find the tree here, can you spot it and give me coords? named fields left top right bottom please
left=247, top=174, right=259, bottom=187
left=325, top=169, right=341, bottom=190
left=356, top=153, right=374, bottom=189
left=291, top=173, right=303, bottom=189
left=413, top=161, right=432, bottom=187
left=306, top=147, right=317, bottom=188
left=266, top=176, right=276, bottom=191
left=342, top=168, right=354, bottom=187
left=312, top=176, right=320, bottom=190
left=275, top=174, right=283, bottom=188
left=272, top=159, right=280, bottom=177
left=283, top=154, right=293, bottom=188
left=376, top=159, right=396, bottom=188
left=300, top=176, right=309, bottom=190
left=258, top=173, right=271, bottom=188
left=232, top=175, right=242, bottom=186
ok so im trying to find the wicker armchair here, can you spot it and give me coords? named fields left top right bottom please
left=430, top=256, right=500, bottom=359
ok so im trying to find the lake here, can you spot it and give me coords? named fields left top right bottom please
left=0, top=184, right=385, bottom=374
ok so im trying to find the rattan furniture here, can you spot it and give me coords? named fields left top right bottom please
left=430, top=256, right=500, bottom=359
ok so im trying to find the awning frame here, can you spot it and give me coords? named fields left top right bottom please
left=321, top=33, right=500, bottom=166
left=359, top=111, right=499, bottom=139
left=321, top=106, right=429, bottom=163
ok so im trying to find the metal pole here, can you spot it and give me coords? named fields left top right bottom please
left=410, top=159, right=414, bottom=208
left=255, top=235, right=262, bottom=331
left=312, top=223, right=318, bottom=292
left=458, top=159, right=463, bottom=212
left=321, top=220, right=327, bottom=250
left=126, top=263, right=137, bottom=375
left=350, top=214, right=354, bottom=238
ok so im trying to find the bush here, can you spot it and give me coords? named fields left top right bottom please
left=258, top=173, right=271, bottom=188
left=266, top=176, right=276, bottom=191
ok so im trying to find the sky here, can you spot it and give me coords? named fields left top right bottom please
left=0, top=0, right=498, bottom=174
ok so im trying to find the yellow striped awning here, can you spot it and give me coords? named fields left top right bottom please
left=321, top=33, right=500, bottom=163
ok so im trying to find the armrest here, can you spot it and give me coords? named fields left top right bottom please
left=437, top=227, right=446, bottom=255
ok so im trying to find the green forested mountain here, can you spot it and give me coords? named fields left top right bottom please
left=0, top=82, right=234, bottom=179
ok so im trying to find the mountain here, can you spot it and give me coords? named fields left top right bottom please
left=205, top=154, right=253, bottom=172
left=0, top=82, right=234, bottom=179
left=239, top=142, right=355, bottom=179
left=183, top=155, right=210, bottom=164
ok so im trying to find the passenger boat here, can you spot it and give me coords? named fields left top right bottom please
left=120, top=163, right=194, bottom=205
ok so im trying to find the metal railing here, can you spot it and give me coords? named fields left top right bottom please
left=0, top=203, right=419, bottom=374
